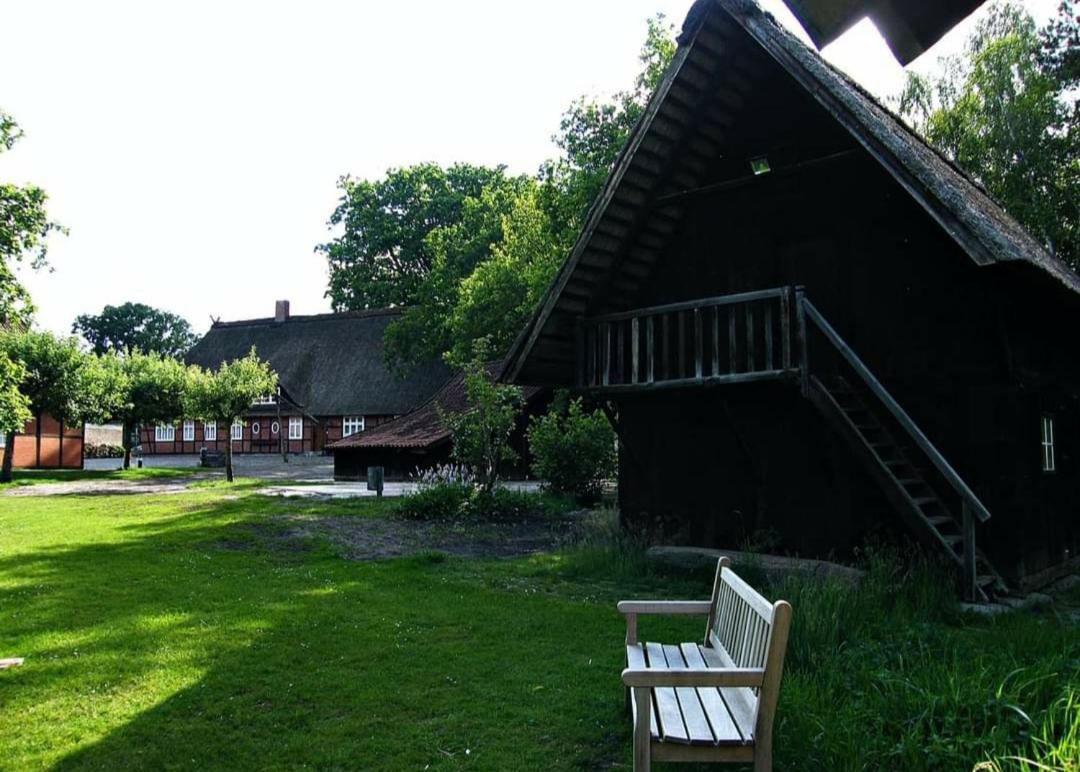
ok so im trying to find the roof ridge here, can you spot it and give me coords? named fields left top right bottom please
left=210, top=308, right=404, bottom=329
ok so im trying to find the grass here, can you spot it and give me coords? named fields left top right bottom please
left=0, top=488, right=1076, bottom=770
left=1, top=466, right=195, bottom=487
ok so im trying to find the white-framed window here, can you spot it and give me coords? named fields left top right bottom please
left=271, top=421, right=279, bottom=435
left=231, top=421, right=243, bottom=441
left=342, top=416, right=364, bottom=437
left=1041, top=415, right=1056, bottom=473
left=0, top=433, right=6, bottom=448
left=288, top=416, right=303, bottom=440
left=182, top=420, right=195, bottom=441
left=155, top=424, right=175, bottom=442
left=253, top=394, right=276, bottom=405
left=251, top=421, right=260, bottom=435
left=203, top=422, right=216, bottom=441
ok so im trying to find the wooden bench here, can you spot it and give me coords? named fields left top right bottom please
left=619, top=557, right=792, bottom=772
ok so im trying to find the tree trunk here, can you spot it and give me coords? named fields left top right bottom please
left=0, top=433, right=15, bottom=483
left=122, top=420, right=133, bottom=470
left=226, top=432, right=234, bottom=482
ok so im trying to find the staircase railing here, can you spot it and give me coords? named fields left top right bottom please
left=796, top=291, right=991, bottom=600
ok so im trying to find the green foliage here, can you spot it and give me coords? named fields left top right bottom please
left=0, top=349, right=30, bottom=438
left=442, top=348, right=524, bottom=492
left=897, top=2, right=1079, bottom=267
left=83, top=442, right=125, bottom=459
left=318, top=163, right=511, bottom=310
left=184, top=349, right=277, bottom=481
left=527, top=395, right=616, bottom=502
left=395, top=482, right=574, bottom=521
left=99, top=349, right=189, bottom=467
left=0, top=110, right=65, bottom=328
left=73, top=302, right=199, bottom=357
left=0, top=330, right=109, bottom=425
left=322, top=17, right=677, bottom=371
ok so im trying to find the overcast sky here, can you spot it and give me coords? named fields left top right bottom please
left=1, top=0, right=1058, bottom=336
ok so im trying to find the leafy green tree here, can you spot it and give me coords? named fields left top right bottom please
left=897, top=2, right=1079, bottom=267
left=527, top=395, right=616, bottom=503
left=73, top=302, right=200, bottom=357
left=0, top=331, right=114, bottom=482
left=0, top=351, right=31, bottom=457
left=184, top=349, right=277, bottom=482
left=442, top=347, right=524, bottom=493
left=0, top=111, right=65, bottom=328
left=100, top=350, right=189, bottom=469
left=319, top=163, right=511, bottom=310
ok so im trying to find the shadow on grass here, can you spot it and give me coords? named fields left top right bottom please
left=0, top=493, right=641, bottom=771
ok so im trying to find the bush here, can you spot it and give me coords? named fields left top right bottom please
left=394, top=481, right=574, bottom=521
left=83, top=442, right=124, bottom=459
left=395, top=482, right=472, bottom=520
left=527, top=397, right=616, bottom=502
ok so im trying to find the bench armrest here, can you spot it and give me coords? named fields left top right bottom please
left=617, top=600, right=712, bottom=616
left=621, top=667, right=765, bottom=688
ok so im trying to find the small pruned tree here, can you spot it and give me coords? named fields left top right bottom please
left=0, top=350, right=30, bottom=461
left=184, top=349, right=276, bottom=482
left=527, top=394, right=616, bottom=503
left=101, top=350, right=189, bottom=469
left=442, top=345, right=523, bottom=494
left=0, top=330, right=117, bottom=482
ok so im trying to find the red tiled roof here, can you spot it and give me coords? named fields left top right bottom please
left=328, top=363, right=543, bottom=451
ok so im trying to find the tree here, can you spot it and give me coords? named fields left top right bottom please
left=527, top=395, right=616, bottom=503
left=184, top=349, right=276, bottom=482
left=0, top=331, right=115, bottom=482
left=73, top=302, right=199, bottom=357
left=897, top=2, right=1079, bottom=267
left=100, top=350, right=189, bottom=469
left=0, top=351, right=30, bottom=458
left=318, top=163, right=511, bottom=310
left=0, top=111, right=65, bottom=328
left=319, top=17, right=677, bottom=373
left=442, top=348, right=523, bottom=493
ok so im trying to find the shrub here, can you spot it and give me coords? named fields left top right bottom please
left=395, top=482, right=472, bottom=520
left=527, top=396, right=616, bottom=502
left=83, top=442, right=125, bottom=459
left=394, top=481, right=574, bottom=521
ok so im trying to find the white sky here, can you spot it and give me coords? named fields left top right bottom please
left=1, top=0, right=1058, bottom=336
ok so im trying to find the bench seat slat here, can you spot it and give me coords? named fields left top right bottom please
left=645, top=642, right=688, bottom=743
left=626, top=644, right=658, bottom=738
left=662, top=644, right=715, bottom=745
left=680, top=643, right=745, bottom=745
left=700, top=644, right=757, bottom=742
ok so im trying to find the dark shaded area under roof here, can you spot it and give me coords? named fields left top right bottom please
left=503, top=0, right=1080, bottom=386
left=781, top=0, right=986, bottom=64
left=329, top=363, right=544, bottom=451
left=186, top=310, right=452, bottom=416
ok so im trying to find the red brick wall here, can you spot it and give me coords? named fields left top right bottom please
left=7, top=414, right=84, bottom=469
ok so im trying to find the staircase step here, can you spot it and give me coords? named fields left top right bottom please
left=977, top=575, right=996, bottom=587
left=911, top=496, right=939, bottom=507
left=941, top=534, right=962, bottom=548
left=926, top=515, right=952, bottom=527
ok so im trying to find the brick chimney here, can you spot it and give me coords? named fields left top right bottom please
left=274, top=300, right=290, bottom=323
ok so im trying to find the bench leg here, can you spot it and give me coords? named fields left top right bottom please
left=633, top=687, right=651, bottom=772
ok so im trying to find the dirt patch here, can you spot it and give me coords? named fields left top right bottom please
left=274, top=512, right=584, bottom=561
left=1, top=477, right=207, bottom=497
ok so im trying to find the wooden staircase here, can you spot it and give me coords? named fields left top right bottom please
left=808, top=375, right=1007, bottom=602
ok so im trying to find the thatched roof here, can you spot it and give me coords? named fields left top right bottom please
left=186, top=310, right=452, bottom=416
left=781, top=0, right=986, bottom=64
left=503, top=0, right=1080, bottom=386
left=328, top=363, right=543, bottom=451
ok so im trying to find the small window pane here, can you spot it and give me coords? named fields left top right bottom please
left=204, top=422, right=217, bottom=441
left=1041, top=416, right=1056, bottom=472
left=155, top=424, right=175, bottom=442
left=231, top=421, right=243, bottom=441
left=288, top=416, right=303, bottom=440
left=342, top=416, right=364, bottom=437
left=183, top=420, right=195, bottom=441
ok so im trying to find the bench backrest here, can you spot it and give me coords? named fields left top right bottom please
left=703, top=557, right=792, bottom=748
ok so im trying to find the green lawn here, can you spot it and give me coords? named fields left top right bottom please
left=1, top=466, right=195, bottom=487
left=0, top=487, right=1076, bottom=770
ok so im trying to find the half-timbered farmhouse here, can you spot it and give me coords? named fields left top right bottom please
left=329, top=362, right=546, bottom=480
left=5, top=414, right=84, bottom=470
left=503, top=0, right=1080, bottom=598
left=141, top=302, right=451, bottom=455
